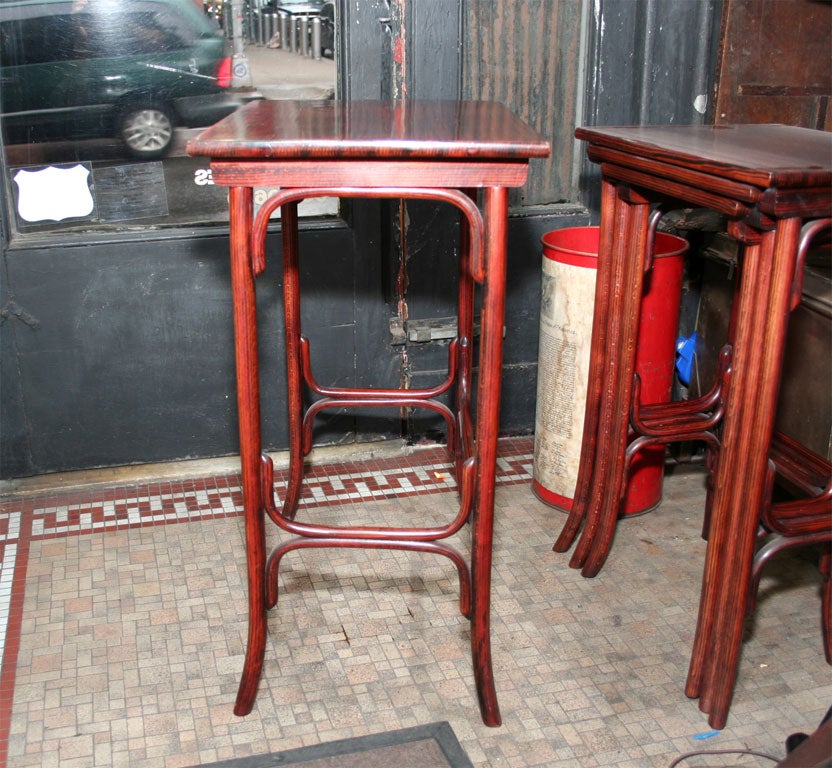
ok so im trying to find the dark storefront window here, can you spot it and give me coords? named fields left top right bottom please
left=0, top=0, right=336, bottom=238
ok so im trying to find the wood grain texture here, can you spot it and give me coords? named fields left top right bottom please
left=575, top=124, right=832, bottom=189
left=188, top=100, right=550, bottom=161
left=461, top=0, right=582, bottom=205
left=713, top=0, right=832, bottom=129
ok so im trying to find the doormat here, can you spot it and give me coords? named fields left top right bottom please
left=190, top=721, right=474, bottom=768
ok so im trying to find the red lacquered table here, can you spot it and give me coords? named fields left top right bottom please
left=552, top=124, right=832, bottom=729
left=187, top=99, right=549, bottom=726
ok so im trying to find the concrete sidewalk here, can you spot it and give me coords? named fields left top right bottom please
left=243, top=43, right=336, bottom=100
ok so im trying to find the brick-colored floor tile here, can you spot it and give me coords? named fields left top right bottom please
left=2, top=441, right=829, bottom=766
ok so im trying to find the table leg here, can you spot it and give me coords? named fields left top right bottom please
left=228, top=186, right=268, bottom=717
left=471, top=186, right=508, bottom=727
left=568, top=188, right=652, bottom=577
left=693, top=219, right=802, bottom=729
left=580, top=196, right=654, bottom=577
left=684, top=240, right=767, bottom=707
left=452, top=191, right=477, bottom=479
left=280, top=202, right=304, bottom=520
left=553, top=178, right=618, bottom=553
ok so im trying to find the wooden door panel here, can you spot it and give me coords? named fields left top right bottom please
left=713, top=0, right=831, bottom=129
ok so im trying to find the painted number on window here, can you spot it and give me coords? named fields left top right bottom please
left=194, top=168, right=214, bottom=186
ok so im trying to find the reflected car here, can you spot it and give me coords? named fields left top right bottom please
left=0, top=0, right=246, bottom=159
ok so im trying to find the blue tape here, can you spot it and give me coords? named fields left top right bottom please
left=692, top=730, right=721, bottom=740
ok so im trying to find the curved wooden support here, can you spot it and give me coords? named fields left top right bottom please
left=301, top=395, right=458, bottom=457
left=625, top=431, right=721, bottom=470
left=748, top=530, right=832, bottom=615
left=766, top=432, right=832, bottom=505
left=553, top=182, right=650, bottom=557
left=251, top=187, right=486, bottom=281
left=468, top=186, right=509, bottom=728
left=791, top=218, right=831, bottom=311
left=297, top=332, right=466, bottom=461
left=228, top=186, right=267, bottom=717
left=265, top=536, right=473, bottom=619
left=280, top=201, right=305, bottom=522
left=641, top=205, right=669, bottom=275
left=261, top=452, right=477, bottom=542
left=568, top=341, right=730, bottom=577
left=748, top=434, right=832, bottom=643
left=578, top=431, right=722, bottom=578
left=456, top=191, right=477, bottom=480
left=631, top=345, right=732, bottom=438
left=300, top=335, right=460, bottom=400
left=567, top=324, right=729, bottom=574
left=761, top=490, right=832, bottom=537
left=455, top=337, right=475, bottom=483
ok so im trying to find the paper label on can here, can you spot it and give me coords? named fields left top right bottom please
left=533, top=256, right=596, bottom=500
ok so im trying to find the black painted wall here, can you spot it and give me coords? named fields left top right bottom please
left=0, top=207, right=588, bottom=478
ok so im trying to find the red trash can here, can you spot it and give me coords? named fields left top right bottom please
left=533, top=226, right=687, bottom=516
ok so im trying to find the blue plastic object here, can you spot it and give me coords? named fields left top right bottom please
left=675, top=332, right=697, bottom=387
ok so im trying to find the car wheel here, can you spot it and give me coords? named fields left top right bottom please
left=119, top=104, right=175, bottom=160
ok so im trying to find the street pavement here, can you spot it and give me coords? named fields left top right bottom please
left=243, top=43, right=336, bottom=100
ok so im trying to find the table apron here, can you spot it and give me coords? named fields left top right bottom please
left=587, top=145, right=762, bottom=204
left=760, top=186, right=832, bottom=219
left=598, top=161, right=750, bottom=218
left=209, top=160, right=531, bottom=189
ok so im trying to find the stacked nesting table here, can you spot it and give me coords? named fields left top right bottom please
left=554, top=124, right=832, bottom=728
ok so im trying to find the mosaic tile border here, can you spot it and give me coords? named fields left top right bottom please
left=0, top=444, right=532, bottom=544
left=0, top=437, right=534, bottom=765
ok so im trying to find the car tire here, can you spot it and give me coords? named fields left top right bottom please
left=119, top=103, right=175, bottom=160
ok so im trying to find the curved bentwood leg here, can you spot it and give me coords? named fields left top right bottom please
left=568, top=190, right=652, bottom=576
left=696, top=220, right=803, bottom=729
left=685, top=226, right=769, bottom=713
left=266, top=537, right=473, bottom=619
left=578, top=198, right=654, bottom=578
left=228, top=186, right=268, bottom=717
left=469, top=186, right=509, bottom=727
left=553, top=178, right=619, bottom=554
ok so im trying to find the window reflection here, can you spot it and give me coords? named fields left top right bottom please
left=1, top=0, right=336, bottom=233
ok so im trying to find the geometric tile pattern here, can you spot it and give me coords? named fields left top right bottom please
left=2, top=436, right=831, bottom=768
left=3, top=447, right=532, bottom=542
left=0, top=439, right=532, bottom=767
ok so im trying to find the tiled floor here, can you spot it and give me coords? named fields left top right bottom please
left=1, top=436, right=829, bottom=767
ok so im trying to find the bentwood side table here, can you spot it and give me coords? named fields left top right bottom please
left=552, top=124, right=832, bottom=729
left=188, top=99, right=549, bottom=726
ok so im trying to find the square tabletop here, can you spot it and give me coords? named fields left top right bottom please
left=187, top=99, right=551, bottom=162
left=575, top=124, right=832, bottom=189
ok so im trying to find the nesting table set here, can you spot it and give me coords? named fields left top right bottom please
left=190, top=103, right=830, bottom=729
left=554, top=124, right=832, bottom=729
left=188, top=99, right=550, bottom=726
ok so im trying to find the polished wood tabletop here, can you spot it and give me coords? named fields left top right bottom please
left=574, top=123, right=832, bottom=189
left=188, top=99, right=552, bottom=161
